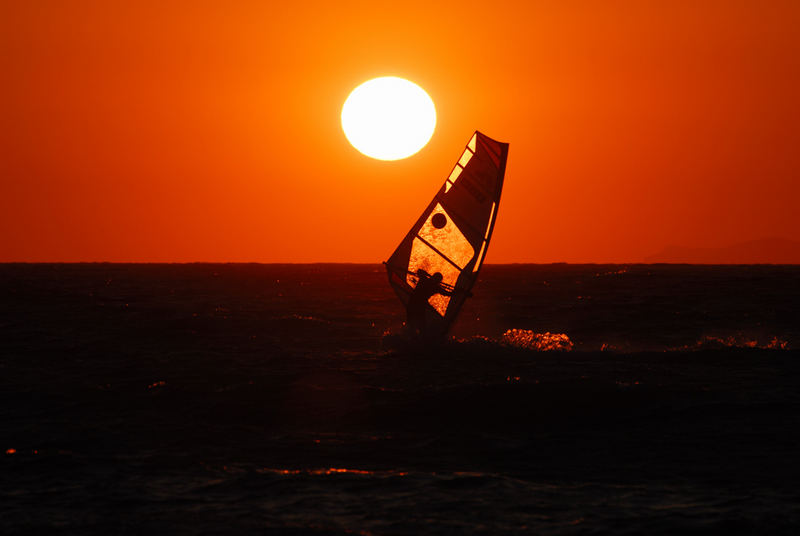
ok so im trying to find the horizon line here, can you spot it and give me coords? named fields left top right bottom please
left=2, top=261, right=800, bottom=266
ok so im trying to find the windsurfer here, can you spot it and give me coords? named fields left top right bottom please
left=406, top=269, right=453, bottom=340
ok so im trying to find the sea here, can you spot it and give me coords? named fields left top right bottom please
left=1, top=263, right=799, bottom=534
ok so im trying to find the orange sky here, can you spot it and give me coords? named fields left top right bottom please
left=2, top=1, right=799, bottom=262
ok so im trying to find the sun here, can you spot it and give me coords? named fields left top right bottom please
left=341, top=77, right=436, bottom=161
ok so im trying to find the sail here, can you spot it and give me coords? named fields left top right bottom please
left=385, top=131, right=509, bottom=337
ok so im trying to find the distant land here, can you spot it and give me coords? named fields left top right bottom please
left=645, top=237, right=800, bottom=264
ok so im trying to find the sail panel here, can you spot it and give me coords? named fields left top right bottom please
left=477, top=134, right=502, bottom=167
left=438, top=183, right=489, bottom=247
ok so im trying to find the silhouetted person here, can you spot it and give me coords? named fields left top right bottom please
left=406, top=269, right=453, bottom=341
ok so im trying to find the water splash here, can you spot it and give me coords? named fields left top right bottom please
left=501, top=330, right=574, bottom=352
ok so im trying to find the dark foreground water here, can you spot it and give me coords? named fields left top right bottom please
left=1, top=264, right=799, bottom=534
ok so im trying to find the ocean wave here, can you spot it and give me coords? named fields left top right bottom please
left=676, top=334, right=790, bottom=351
left=275, top=314, right=331, bottom=324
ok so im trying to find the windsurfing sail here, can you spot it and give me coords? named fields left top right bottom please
left=385, top=131, right=509, bottom=337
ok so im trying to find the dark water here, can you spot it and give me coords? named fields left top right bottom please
left=1, top=264, right=799, bottom=534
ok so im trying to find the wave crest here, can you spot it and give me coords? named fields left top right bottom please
left=688, top=335, right=790, bottom=350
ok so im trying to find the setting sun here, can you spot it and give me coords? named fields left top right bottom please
left=341, top=77, right=436, bottom=161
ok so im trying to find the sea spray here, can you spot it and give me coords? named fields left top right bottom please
left=501, top=329, right=574, bottom=351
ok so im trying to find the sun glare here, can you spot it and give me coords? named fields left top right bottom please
left=341, top=77, right=436, bottom=161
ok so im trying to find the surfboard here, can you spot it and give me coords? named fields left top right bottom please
left=385, top=131, right=509, bottom=337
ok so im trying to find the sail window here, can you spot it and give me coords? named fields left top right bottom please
left=448, top=165, right=462, bottom=183
left=468, top=134, right=477, bottom=152
left=428, top=293, right=449, bottom=316
left=407, top=237, right=460, bottom=315
left=458, top=148, right=473, bottom=168
left=445, top=165, right=463, bottom=193
left=418, top=204, right=475, bottom=269
left=473, top=240, right=488, bottom=272
left=485, top=202, right=497, bottom=240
